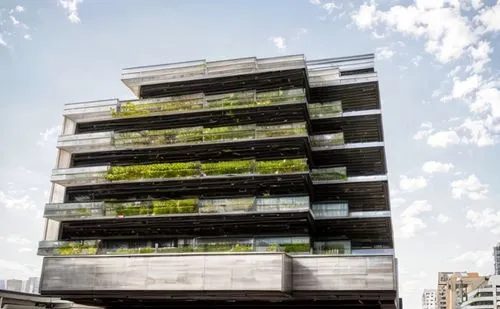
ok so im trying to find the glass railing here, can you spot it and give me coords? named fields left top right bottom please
left=310, top=133, right=345, bottom=147
left=39, top=236, right=312, bottom=256
left=308, top=101, right=342, bottom=119
left=112, top=88, right=306, bottom=118
left=45, top=196, right=311, bottom=219
left=310, top=167, right=347, bottom=181
left=111, top=122, right=307, bottom=147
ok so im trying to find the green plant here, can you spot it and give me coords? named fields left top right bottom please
left=56, top=242, right=98, bottom=256
left=203, top=126, right=255, bottom=141
left=105, top=162, right=200, bottom=181
left=308, top=102, right=342, bottom=118
left=201, top=160, right=255, bottom=175
left=256, top=158, right=308, bottom=174
left=255, top=123, right=307, bottom=138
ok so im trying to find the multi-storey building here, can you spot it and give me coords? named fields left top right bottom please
left=37, top=54, right=399, bottom=308
left=6, top=279, right=23, bottom=292
left=422, top=289, right=437, bottom=309
left=494, top=243, right=500, bottom=275
left=459, top=275, right=500, bottom=309
left=24, top=277, right=40, bottom=294
left=437, top=272, right=487, bottom=309
left=438, top=272, right=454, bottom=309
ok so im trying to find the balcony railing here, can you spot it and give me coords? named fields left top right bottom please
left=51, top=158, right=310, bottom=186
left=39, top=236, right=312, bottom=257
left=310, top=133, right=344, bottom=148
left=63, top=88, right=307, bottom=122
left=308, top=101, right=342, bottom=119
left=44, top=196, right=311, bottom=220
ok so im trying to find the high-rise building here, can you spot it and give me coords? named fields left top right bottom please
left=459, top=275, right=500, bottom=309
left=437, top=272, right=487, bottom=309
left=438, top=272, right=454, bottom=309
left=422, top=289, right=437, bottom=309
left=24, top=277, right=40, bottom=294
left=0, top=279, right=5, bottom=289
left=6, top=279, right=23, bottom=292
left=37, top=54, right=399, bottom=308
left=494, top=243, right=500, bottom=275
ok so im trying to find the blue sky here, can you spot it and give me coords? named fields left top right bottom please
left=1, top=0, right=500, bottom=307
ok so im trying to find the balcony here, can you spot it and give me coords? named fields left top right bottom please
left=121, top=55, right=306, bottom=97
left=39, top=253, right=397, bottom=301
left=65, top=88, right=307, bottom=125
left=58, top=122, right=308, bottom=154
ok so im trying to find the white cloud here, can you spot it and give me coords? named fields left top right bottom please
left=375, top=46, right=395, bottom=60
left=436, top=213, right=451, bottom=223
left=0, top=191, right=37, bottom=210
left=442, top=74, right=482, bottom=102
left=0, top=234, right=31, bottom=245
left=466, top=208, right=500, bottom=234
left=398, top=200, right=432, bottom=238
left=350, top=1, right=479, bottom=63
left=412, top=55, right=423, bottom=66
left=400, top=175, right=427, bottom=192
left=413, top=122, right=434, bottom=140
left=422, top=161, right=454, bottom=173
left=451, top=174, right=489, bottom=200
left=453, top=250, right=493, bottom=268
left=292, top=28, right=308, bottom=40
left=24, top=34, right=31, bottom=40
left=19, top=247, right=33, bottom=253
left=269, top=36, right=286, bottom=50
left=427, top=130, right=461, bottom=147
left=10, top=15, right=20, bottom=25
left=15, top=5, right=25, bottom=12
left=321, top=1, right=341, bottom=15
left=391, top=197, right=406, bottom=208
left=36, top=125, right=61, bottom=147
left=309, top=0, right=321, bottom=4
left=0, top=259, right=40, bottom=280
left=476, top=1, right=500, bottom=33
left=0, top=35, right=6, bottom=47
left=467, top=41, right=492, bottom=73
left=58, top=0, right=83, bottom=23
left=459, top=117, right=496, bottom=146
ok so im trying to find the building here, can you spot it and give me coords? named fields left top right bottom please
left=494, top=243, right=500, bottom=275
left=37, top=54, right=399, bottom=308
left=437, top=272, right=488, bottom=309
left=0, top=280, right=5, bottom=290
left=422, top=289, right=437, bottom=309
left=5, top=279, right=23, bottom=292
left=24, top=277, right=40, bottom=294
left=459, top=275, right=500, bottom=308
left=0, top=289, right=80, bottom=309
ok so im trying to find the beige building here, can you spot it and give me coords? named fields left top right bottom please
left=437, top=272, right=488, bottom=309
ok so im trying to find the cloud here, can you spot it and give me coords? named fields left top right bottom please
left=467, top=41, right=492, bottom=73
left=436, top=213, right=450, bottom=223
left=451, top=174, right=489, bottom=200
left=442, top=74, right=482, bottom=102
left=350, top=1, right=479, bottom=63
left=0, top=234, right=31, bottom=245
left=466, top=208, right=500, bottom=234
left=399, top=175, right=427, bottom=192
left=309, top=0, right=321, bottom=4
left=24, top=34, right=31, bottom=40
left=427, top=130, right=461, bottom=147
left=36, top=125, right=61, bottom=147
left=398, top=200, right=432, bottom=239
left=58, top=0, right=83, bottom=23
left=0, top=191, right=37, bottom=210
left=15, top=5, right=25, bottom=12
left=310, top=0, right=342, bottom=15
left=0, top=259, right=40, bottom=280
left=19, top=247, right=33, bottom=253
left=0, top=35, right=6, bottom=47
left=292, top=28, right=308, bottom=40
left=269, top=36, right=286, bottom=49
left=422, top=161, right=454, bottom=173
left=453, top=250, right=493, bottom=268
left=476, top=1, right=500, bottom=33
left=375, top=46, right=395, bottom=60
left=413, top=122, right=434, bottom=140
left=391, top=197, right=406, bottom=208
left=10, top=15, right=20, bottom=25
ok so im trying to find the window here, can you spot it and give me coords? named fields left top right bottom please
left=312, top=202, right=348, bottom=217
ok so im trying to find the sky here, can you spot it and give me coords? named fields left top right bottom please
left=0, top=0, right=499, bottom=307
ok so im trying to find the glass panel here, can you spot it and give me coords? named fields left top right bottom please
left=203, top=125, right=256, bottom=142
left=311, top=167, right=347, bottom=181
left=308, top=101, right=342, bottom=119
left=310, top=133, right=344, bottom=147
left=314, top=240, right=351, bottom=254
left=199, top=198, right=255, bottom=213
left=255, top=196, right=309, bottom=212
left=312, top=202, right=348, bottom=217
left=255, top=236, right=310, bottom=253
left=255, top=122, right=307, bottom=138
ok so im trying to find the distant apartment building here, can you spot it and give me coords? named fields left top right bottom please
left=458, top=275, right=500, bottom=308
left=24, top=277, right=40, bottom=294
left=0, top=279, right=5, bottom=289
left=437, top=272, right=488, bottom=309
left=6, top=279, right=23, bottom=292
left=422, top=289, right=437, bottom=309
left=494, top=243, right=500, bottom=275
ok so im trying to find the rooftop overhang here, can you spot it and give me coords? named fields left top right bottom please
left=75, top=101, right=309, bottom=134
left=40, top=253, right=397, bottom=307
left=67, top=136, right=311, bottom=167
left=308, top=82, right=380, bottom=112
left=312, top=142, right=386, bottom=176
left=311, top=110, right=383, bottom=143
left=59, top=210, right=314, bottom=239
